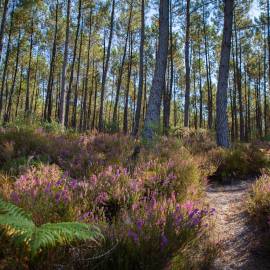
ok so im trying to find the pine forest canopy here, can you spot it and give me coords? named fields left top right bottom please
left=0, top=0, right=268, bottom=146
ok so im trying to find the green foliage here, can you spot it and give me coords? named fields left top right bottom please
left=41, top=121, right=64, bottom=134
left=247, top=175, right=270, bottom=229
left=172, top=128, right=216, bottom=154
left=0, top=197, right=102, bottom=260
left=212, top=144, right=270, bottom=180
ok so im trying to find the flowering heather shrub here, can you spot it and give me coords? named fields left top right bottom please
left=78, top=193, right=214, bottom=270
left=0, top=129, right=51, bottom=164
left=76, top=165, right=142, bottom=221
left=9, top=165, right=77, bottom=224
left=0, top=129, right=215, bottom=268
left=248, top=175, right=270, bottom=229
left=134, top=157, right=201, bottom=202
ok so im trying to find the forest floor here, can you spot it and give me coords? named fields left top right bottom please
left=207, top=179, right=270, bottom=270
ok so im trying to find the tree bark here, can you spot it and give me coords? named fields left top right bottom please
left=0, top=0, right=9, bottom=60
left=112, top=3, right=133, bottom=125
left=6, top=29, right=21, bottom=122
left=58, top=0, right=71, bottom=126
left=44, top=1, right=58, bottom=122
left=184, top=0, right=190, bottom=127
left=123, top=32, right=133, bottom=134
left=143, top=0, right=169, bottom=141
left=65, top=0, right=81, bottom=127
left=133, top=0, right=145, bottom=136
left=98, top=0, right=115, bottom=131
left=0, top=5, right=13, bottom=118
left=25, top=17, right=34, bottom=116
left=216, top=0, right=234, bottom=148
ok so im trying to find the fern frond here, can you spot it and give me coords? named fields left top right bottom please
left=0, top=197, right=32, bottom=220
left=0, top=197, right=103, bottom=258
left=30, top=222, right=102, bottom=256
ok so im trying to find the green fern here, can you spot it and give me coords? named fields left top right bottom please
left=0, top=197, right=103, bottom=257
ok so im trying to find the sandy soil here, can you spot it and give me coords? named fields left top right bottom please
left=206, top=180, right=270, bottom=270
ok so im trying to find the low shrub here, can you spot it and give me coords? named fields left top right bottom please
left=9, top=165, right=77, bottom=224
left=211, top=144, right=270, bottom=181
left=0, top=198, right=102, bottom=269
left=247, top=174, right=270, bottom=229
left=0, top=130, right=215, bottom=269
left=68, top=195, right=215, bottom=270
left=172, top=128, right=216, bottom=154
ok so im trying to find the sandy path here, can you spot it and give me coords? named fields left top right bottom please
left=206, top=180, right=270, bottom=270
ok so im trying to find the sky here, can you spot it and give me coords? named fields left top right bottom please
left=249, top=0, right=262, bottom=20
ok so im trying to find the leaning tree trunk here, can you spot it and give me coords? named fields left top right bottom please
left=216, top=0, right=234, bottom=148
left=143, top=0, right=169, bottom=142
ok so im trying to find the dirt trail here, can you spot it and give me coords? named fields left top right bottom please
left=206, top=180, right=270, bottom=270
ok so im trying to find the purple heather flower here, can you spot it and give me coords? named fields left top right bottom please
left=192, top=217, right=201, bottom=226
left=44, top=183, right=52, bottom=194
left=189, top=208, right=200, bottom=219
left=95, top=192, right=109, bottom=204
left=182, top=201, right=195, bottom=214
left=174, top=213, right=183, bottom=225
left=56, top=179, right=63, bottom=187
left=136, top=219, right=144, bottom=231
left=128, top=230, right=139, bottom=243
left=10, top=192, right=20, bottom=204
left=160, top=234, right=169, bottom=249
left=69, top=179, right=78, bottom=189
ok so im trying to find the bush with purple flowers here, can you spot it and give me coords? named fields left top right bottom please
left=9, top=164, right=77, bottom=224
left=0, top=128, right=216, bottom=269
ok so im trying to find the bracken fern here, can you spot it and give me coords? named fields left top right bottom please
left=0, top=197, right=102, bottom=258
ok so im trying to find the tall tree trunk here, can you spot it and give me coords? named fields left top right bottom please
left=15, top=68, right=23, bottom=117
left=216, top=0, right=234, bottom=148
left=72, top=24, right=83, bottom=129
left=112, top=3, right=133, bottom=125
left=65, top=0, right=81, bottom=127
left=44, top=1, right=58, bottom=122
left=92, top=72, right=98, bottom=129
left=232, top=43, right=238, bottom=140
left=98, top=0, right=115, bottom=131
left=86, top=61, right=95, bottom=130
left=267, top=0, right=270, bottom=135
left=198, top=43, right=203, bottom=128
left=81, top=8, right=93, bottom=131
left=143, top=0, right=169, bottom=141
left=6, top=29, right=21, bottom=122
left=133, top=0, right=145, bottom=136
left=123, top=32, right=133, bottom=134
left=59, top=0, right=71, bottom=126
left=25, top=17, right=34, bottom=116
left=234, top=18, right=244, bottom=141
left=184, top=0, right=190, bottom=127
left=0, top=0, right=9, bottom=60
left=244, top=65, right=249, bottom=141
left=203, top=5, right=213, bottom=129
left=163, top=0, right=173, bottom=135
left=0, top=5, right=13, bottom=118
